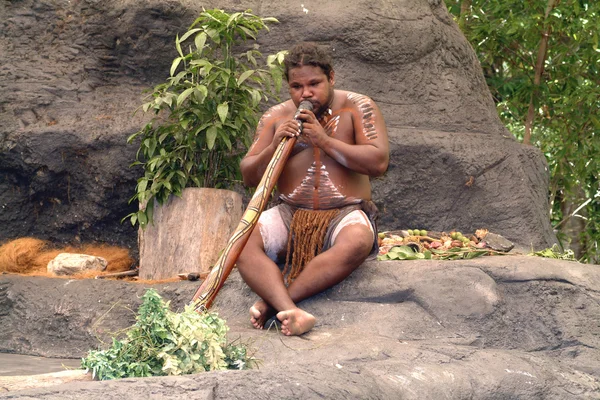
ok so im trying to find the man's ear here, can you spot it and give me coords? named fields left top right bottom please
left=329, top=70, right=335, bottom=86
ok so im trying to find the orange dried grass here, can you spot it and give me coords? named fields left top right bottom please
left=0, top=238, right=49, bottom=273
left=0, top=237, right=134, bottom=278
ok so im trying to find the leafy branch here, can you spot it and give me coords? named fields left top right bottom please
left=125, top=9, right=286, bottom=228
left=81, top=289, right=256, bottom=380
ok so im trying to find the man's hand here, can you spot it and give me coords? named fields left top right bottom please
left=271, top=119, right=302, bottom=148
left=294, top=109, right=330, bottom=148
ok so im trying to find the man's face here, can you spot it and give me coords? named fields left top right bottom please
left=287, top=65, right=335, bottom=117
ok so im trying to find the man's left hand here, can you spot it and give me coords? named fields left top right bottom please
left=296, top=109, right=330, bottom=148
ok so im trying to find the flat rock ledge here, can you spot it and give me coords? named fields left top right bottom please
left=1, top=256, right=599, bottom=399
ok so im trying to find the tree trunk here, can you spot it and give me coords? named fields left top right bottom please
left=459, top=0, right=472, bottom=31
left=139, top=188, right=243, bottom=280
left=523, top=0, right=557, bottom=144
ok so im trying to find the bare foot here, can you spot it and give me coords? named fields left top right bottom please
left=249, top=300, right=276, bottom=329
left=276, top=308, right=316, bottom=336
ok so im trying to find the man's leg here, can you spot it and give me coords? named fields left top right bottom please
left=236, top=227, right=296, bottom=328
left=277, top=222, right=374, bottom=335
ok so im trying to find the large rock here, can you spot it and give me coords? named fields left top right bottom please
left=0, top=0, right=555, bottom=251
left=0, top=256, right=598, bottom=398
left=47, top=253, right=108, bottom=275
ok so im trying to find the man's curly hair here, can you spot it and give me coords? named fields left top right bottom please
left=283, top=42, right=334, bottom=81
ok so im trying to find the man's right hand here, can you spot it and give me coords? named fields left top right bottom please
left=271, top=119, right=302, bottom=148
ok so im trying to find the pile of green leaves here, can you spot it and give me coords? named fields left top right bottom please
left=126, top=9, right=286, bottom=227
left=81, top=289, right=255, bottom=380
left=529, top=244, right=577, bottom=261
left=378, top=245, right=431, bottom=261
left=377, top=245, right=488, bottom=261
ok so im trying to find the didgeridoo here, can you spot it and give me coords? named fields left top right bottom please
left=191, top=101, right=313, bottom=311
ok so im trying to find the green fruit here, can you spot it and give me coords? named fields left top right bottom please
left=378, top=232, right=386, bottom=239
left=407, top=229, right=414, bottom=236
left=420, top=230, right=428, bottom=236
left=462, top=237, right=470, bottom=243
left=451, top=232, right=458, bottom=240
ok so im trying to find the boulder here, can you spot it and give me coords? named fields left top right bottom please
left=0, top=0, right=556, bottom=252
left=47, top=253, right=107, bottom=275
left=0, top=256, right=598, bottom=398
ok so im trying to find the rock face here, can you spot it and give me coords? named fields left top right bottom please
left=0, top=0, right=556, bottom=251
left=1, top=257, right=598, bottom=398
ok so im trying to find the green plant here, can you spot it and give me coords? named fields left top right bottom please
left=125, top=9, right=286, bottom=228
left=81, top=289, right=256, bottom=380
left=528, top=244, right=577, bottom=261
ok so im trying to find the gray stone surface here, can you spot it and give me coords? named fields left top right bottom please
left=1, top=0, right=556, bottom=252
left=1, top=256, right=599, bottom=399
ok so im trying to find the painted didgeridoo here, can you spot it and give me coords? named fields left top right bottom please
left=191, top=101, right=313, bottom=311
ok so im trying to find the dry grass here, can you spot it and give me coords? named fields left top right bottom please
left=0, top=237, right=135, bottom=279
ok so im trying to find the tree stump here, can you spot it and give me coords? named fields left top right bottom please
left=139, top=188, right=243, bottom=280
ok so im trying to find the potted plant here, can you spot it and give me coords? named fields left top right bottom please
left=125, top=9, right=285, bottom=279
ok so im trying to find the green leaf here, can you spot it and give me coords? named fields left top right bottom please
left=271, top=67, right=283, bottom=93
left=277, top=51, right=286, bottom=64
left=127, top=131, right=141, bottom=143
left=175, top=35, right=183, bottom=57
left=227, top=12, right=241, bottom=27
left=466, top=250, right=487, bottom=259
left=239, top=26, right=256, bottom=39
left=237, top=70, right=255, bottom=85
left=207, top=126, right=217, bottom=149
left=206, top=28, right=220, bottom=44
left=190, top=59, right=210, bottom=67
left=217, top=102, right=229, bottom=123
left=250, top=89, right=261, bottom=107
left=144, top=138, right=157, bottom=157
left=218, top=128, right=232, bottom=150
left=179, top=28, right=203, bottom=43
left=194, top=32, right=207, bottom=52
left=158, top=131, right=170, bottom=144
left=138, top=211, right=148, bottom=226
left=177, top=88, right=195, bottom=107
left=146, top=199, right=155, bottom=226
left=138, top=179, right=148, bottom=193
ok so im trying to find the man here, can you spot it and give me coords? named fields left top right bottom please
left=236, top=42, right=389, bottom=336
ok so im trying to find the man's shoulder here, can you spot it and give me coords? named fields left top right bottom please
left=335, top=90, right=375, bottom=109
left=341, top=90, right=374, bottom=104
left=262, top=100, right=295, bottom=119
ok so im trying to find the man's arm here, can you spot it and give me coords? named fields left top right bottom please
left=298, top=94, right=390, bottom=177
left=240, top=103, right=300, bottom=187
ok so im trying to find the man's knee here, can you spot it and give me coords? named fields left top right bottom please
left=237, top=230, right=264, bottom=270
left=333, top=224, right=374, bottom=261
